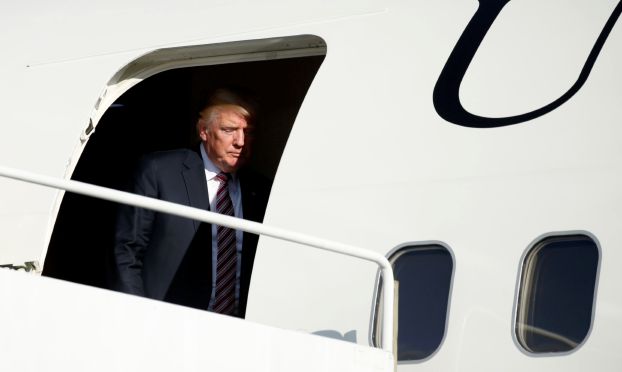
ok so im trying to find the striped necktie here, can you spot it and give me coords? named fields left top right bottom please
left=213, top=172, right=237, bottom=315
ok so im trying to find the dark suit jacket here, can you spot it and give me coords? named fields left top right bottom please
left=113, top=148, right=271, bottom=317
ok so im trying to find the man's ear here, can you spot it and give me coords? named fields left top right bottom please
left=197, top=120, right=208, bottom=141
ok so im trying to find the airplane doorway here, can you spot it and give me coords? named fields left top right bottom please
left=42, top=38, right=325, bottom=289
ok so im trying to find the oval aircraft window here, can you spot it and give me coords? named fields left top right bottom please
left=515, top=234, right=599, bottom=353
left=375, top=244, right=454, bottom=361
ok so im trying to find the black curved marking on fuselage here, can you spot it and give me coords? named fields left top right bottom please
left=433, top=0, right=622, bottom=128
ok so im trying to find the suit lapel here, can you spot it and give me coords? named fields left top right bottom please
left=182, top=149, right=210, bottom=231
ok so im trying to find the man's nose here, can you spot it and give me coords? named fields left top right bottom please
left=233, top=130, right=245, bottom=147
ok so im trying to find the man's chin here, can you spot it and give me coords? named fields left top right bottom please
left=224, top=160, right=244, bottom=173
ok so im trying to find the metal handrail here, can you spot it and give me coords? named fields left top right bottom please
left=0, top=165, right=395, bottom=353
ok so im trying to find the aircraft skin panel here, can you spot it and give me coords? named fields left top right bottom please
left=246, top=1, right=622, bottom=370
left=0, top=269, right=393, bottom=372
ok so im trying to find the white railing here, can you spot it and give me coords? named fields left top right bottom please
left=0, top=165, right=395, bottom=353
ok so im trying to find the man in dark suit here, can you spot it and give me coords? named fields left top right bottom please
left=113, top=89, right=271, bottom=318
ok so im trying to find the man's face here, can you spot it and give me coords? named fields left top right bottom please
left=199, top=106, right=253, bottom=173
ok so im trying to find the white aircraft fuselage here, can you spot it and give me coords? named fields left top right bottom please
left=0, top=0, right=620, bottom=371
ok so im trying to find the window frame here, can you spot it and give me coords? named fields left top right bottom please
left=513, top=231, right=601, bottom=355
left=372, top=241, right=455, bottom=363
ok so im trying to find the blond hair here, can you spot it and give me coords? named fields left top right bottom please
left=196, top=88, right=255, bottom=136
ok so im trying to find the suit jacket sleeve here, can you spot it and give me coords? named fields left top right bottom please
left=113, top=156, right=158, bottom=296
